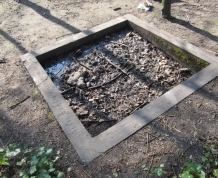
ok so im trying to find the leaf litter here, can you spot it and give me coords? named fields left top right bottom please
left=43, top=27, right=193, bottom=136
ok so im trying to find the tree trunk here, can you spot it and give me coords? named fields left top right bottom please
left=162, top=0, right=171, bottom=18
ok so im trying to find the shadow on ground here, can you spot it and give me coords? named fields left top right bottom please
left=18, top=0, right=80, bottom=34
left=170, top=18, right=218, bottom=47
left=0, top=29, right=28, bottom=54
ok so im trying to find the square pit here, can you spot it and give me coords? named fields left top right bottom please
left=21, top=14, right=218, bottom=163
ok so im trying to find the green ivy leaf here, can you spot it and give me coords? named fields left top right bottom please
left=16, top=157, right=27, bottom=166
left=56, top=150, right=60, bottom=155
left=9, top=143, right=18, bottom=149
left=24, top=148, right=33, bottom=153
left=179, top=171, right=194, bottom=178
left=152, top=167, right=166, bottom=176
left=53, top=156, right=60, bottom=163
left=6, top=148, right=21, bottom=157
left=0, top=147, right=4, bottom=152
left=30, top=156, right=38, bottom=166
left=213, top=169, right=218, bottom=178
left=185, top=162, right=202, bottom=173
left=30, top=165, right=37, bottom=175
left=134, top=171, right=139, bottom=174
left=67, top=167, right=73, bottom=172
left=20, top=170, right=29, bottom=178
left=45, top=148, right=53, bottom=155
left=0, top=154, right=9, bottom=165
left=48, top=168, right=55, bottom=172
left=199, top=170, right=206, bottom=178
left=113, top=172, right=119, bottom=177
left=56, top=171, right=64, bottom=178
left=38, top=147, right=46, bottom=156
left=201, top=156, right=207, bottom=162
left=141, top=164, right=148, bottom=171
left=38, top=171, right=51, bottom=178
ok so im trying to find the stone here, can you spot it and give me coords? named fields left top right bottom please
left=67, top=68, right=87, bottom=85
left=179, top=68, right=189, bottom=73
left=86, top=81, right=91, bottom=87
left=76, top=106, right=89, bottom=116
left=77, top=77, right=86, bottom=88
left=164, top=68, right=171, bottom=76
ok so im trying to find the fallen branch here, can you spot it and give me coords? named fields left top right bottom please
left=72, top=57, right=92, bottom=71
left=149, top=132, right=161, bottom=141
left=61, top=86, right=83, bottom=95
left=89, top=72, right=123, bottom=89
left=130, top=101, right=148, bottom=114
left=60, top=87, right=74, bottom=95
left=89, top=66, right=133, bottom=90
left=9, top=96, right=30, bottom=110
left=103, top=57, right=128, bottom=76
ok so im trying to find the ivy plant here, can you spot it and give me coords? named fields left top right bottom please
left=0, top=144, right=63, bottom=178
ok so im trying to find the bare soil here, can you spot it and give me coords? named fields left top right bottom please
left=0, top=0, right=218, bottom=177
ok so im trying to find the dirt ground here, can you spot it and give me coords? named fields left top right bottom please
left=0, top=0, right=218, bottom=177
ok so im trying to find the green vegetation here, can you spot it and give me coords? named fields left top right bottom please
left=179, top=145, right=218, bottom=178
left=151, top=33, right=209, bottom=72
left=0, top=143, right=63, bottom=178
left=151, top=166, right=167, bottom=176
left=172, top=47, right=209, bottom=72
left=138, top=144, right=217, bottom=177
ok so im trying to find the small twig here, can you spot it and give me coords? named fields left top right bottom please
left=55, top=130, right=63, bottom=137
left=82, top=119, right=117, bottom=124
left=172, top=126, right=181, bottom=133
left=162, top=118, right=181, bottom=133
left=73, top=57, right=92, bottom=71
left=146, top=132, right=149, bottom=154
left=111, top=41, right=128, bottom=47
left=89, top=66, right=133, bottom=89
left=54, top=68, right=63, bottom=76
left=61, top=87, right=75, bottom=94
left=148, top=152, right=174, bottom=156
left=197, top=98, right=204, bottom=108
left=156, top=65, right=159, bottom=72
left=130, top=101, right=148, bottom=114
left=103, top=57, right=128, bottom=76
left=171, top=164, right=177, bottom=177
left=82, top=170, right=91, bottom=178
left=98, top=119, right=117, bottom=123
left=61, top=86, right=84, bottom=96
left=9, top=96, right=30, bottom=110
left=89, top=72, right=123, bottom=89
left=144, top=132, right=161, bottom=141
left=146, top=156, right=154, bottom=178
left=186, top=13, right=190, bottom=22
